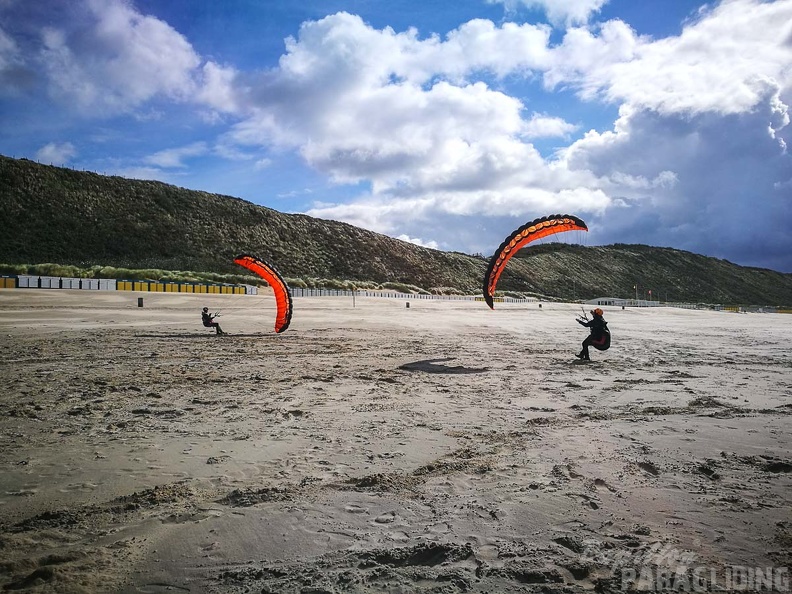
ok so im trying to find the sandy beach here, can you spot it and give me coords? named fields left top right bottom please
left=0, top=289, right=790, bottom=593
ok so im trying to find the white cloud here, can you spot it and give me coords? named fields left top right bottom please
left=270, top=3, right=792, bottom=269
left=0, top=25, right=18, bottom=70
left=0, top=0, right=234, bottom=116
left=545, top=0, right=792, bottom=116
left=36, top=0, right=201, bottom=114
left=396, top=234, right=439, bottom=249
left=280, top=188, right=313, bottom=199
left=307, top=185, right=610, bottom=239
left=228, top=3, right=790, bottom=210
left=486, top=0, right=609, bottom=26
left=35, top=141, right=76, bottom=165
left=229, top=13, right=563, bottom=201
left=196, top=61, right=239, bottom=114
left=229, top=11, right=617, bottom=247
left=425, top=18, right=552, bottom=79
left=110, top=165, right=171, bottom=182
left=0, top=24, right=36, bottom=95
left=524, top=113, right=578, bottom=138
left=212, top=142, right=256, bottom=162
left=559, top=95, right=792, bottom=269
left=254, top=158, right=272, bottom=170
left=143, top=142, right=207, bottom=168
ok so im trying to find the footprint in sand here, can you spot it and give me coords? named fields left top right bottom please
left=7, top=488, right=38, bottom=497
left=344, top=504, right=368, bottom=514
left=136, top=584, right=190, bottom=593
left=58, top=482, right=99, bottom=493
left=385, top=530, right=410, bottom=542
left=374, top=511, right=397, bottom=524
left=593, top=478, right=618, bottom=492
left=638, top=461, right=660, bottom=475
left=428, top=521, right=450, bottom=534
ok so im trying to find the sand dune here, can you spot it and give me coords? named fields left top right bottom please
left=0, top=290, right=790, bottom=593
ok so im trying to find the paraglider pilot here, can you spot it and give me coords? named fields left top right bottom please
left=202, top=307, right=224, bottom=335
left=576, top=307, right=608, bottom=360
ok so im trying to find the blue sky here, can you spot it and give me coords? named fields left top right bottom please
left=1, top=0, right=791, bottom=272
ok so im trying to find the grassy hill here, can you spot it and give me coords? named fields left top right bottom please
left=2, top=154, right=791, bottom=306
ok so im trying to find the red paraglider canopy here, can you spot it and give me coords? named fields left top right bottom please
left=233, top=254, right=293, bottom=333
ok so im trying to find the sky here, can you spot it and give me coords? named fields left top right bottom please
left=1, top=0, right=791, bottom=273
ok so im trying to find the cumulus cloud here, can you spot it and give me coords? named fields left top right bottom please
left=544, top=0, right=792, bottom=116
left=486, top=0, right=609, bottom=26
left=37, top=0, right=200, bottom=114
left=230, top=13, right=597, bottom=207
left=196, top=61, right=240, bottom=114
left=2, top=0, right=234, bottom=115
left=307, top=185, right=610, bottom=241
left=524, top=113, right=579, bottom=138
left=561, top=94, right=792, bottom=270
left=35, top=141, right=76, bottom=165
left=255, top=3, right=791, bottom=269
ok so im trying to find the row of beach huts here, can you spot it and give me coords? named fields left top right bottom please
left=2, top=275, right=785, bottom=312
left=0, top=275, right=258, bottom=295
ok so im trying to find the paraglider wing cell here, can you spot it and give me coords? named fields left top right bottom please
left=233, top=254, right=293, bottom=333
left=482, top=214, right=588, bottom=309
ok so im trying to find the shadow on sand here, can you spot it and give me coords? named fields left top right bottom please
left=398, top=357, right=489, bottom=375
left=132, top=332, right=267, bottom=339
left=570, top=358, right=596, bottom=365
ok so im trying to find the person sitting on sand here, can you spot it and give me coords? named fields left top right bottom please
left=202, top=307, right=224, bottom=335
left=576, top=308, right=609, bottom=360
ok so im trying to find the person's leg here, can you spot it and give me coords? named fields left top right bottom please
left=581, top=336, right=592, bottom=360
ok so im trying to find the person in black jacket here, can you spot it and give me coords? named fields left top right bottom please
left=202, top=307, right=224, bottom=335
left=576, top=307, right=609, bottom=360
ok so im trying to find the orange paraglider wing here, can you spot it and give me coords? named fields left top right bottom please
left=482, top=214, right=588, bottom=309
left=234, top=254, right=293, bottom=333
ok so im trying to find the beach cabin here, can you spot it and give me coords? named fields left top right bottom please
left=586, top=297, right=627, bottom=307
left=39, top=276, right=60, bottom=289
left=61, top=277, right=81, bottom=289
left=585, top=297, right=660, bottom=308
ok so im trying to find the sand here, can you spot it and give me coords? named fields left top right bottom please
left=0, top=289, right=790, bottom=593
